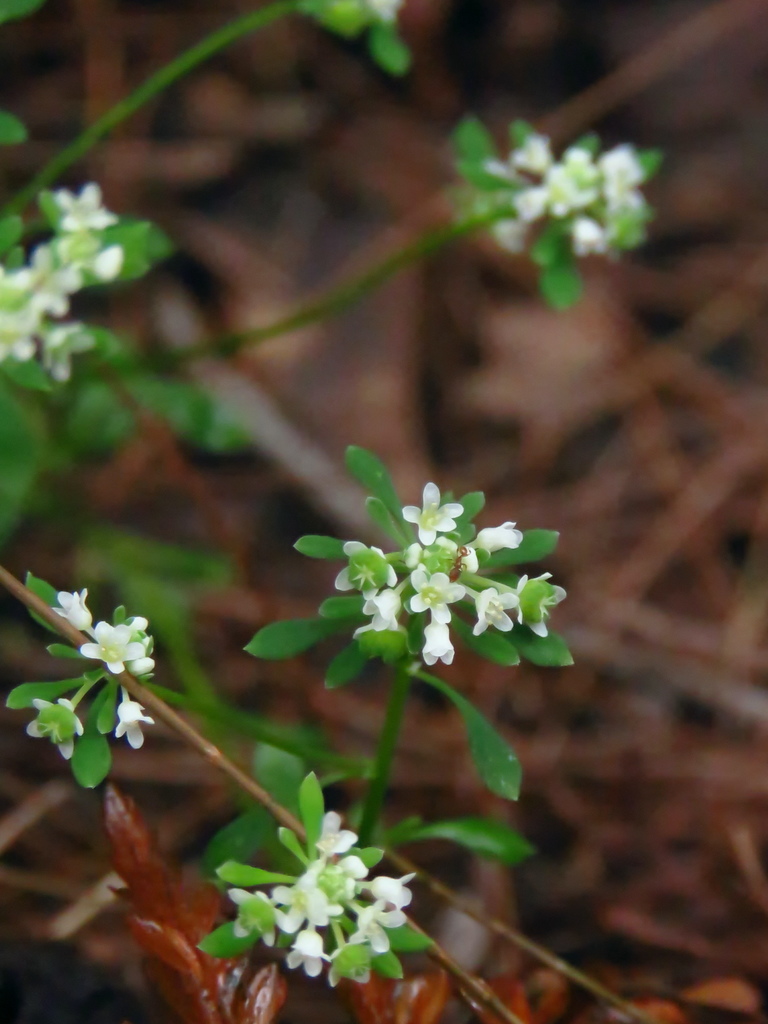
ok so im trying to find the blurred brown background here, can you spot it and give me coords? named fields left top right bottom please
left=3, top=0, right=768, bottom=1018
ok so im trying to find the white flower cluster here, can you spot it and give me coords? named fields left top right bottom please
left=336, top=483, right=565, bottom=667
left=0, top=184, right=123, bottom=380
left=55, top=588, right=155, bottom=677
left=483, top=132, right=655, bottom=258
left=224, top=811, right=414, bottom=986
left=26, top=685, right=153, bottom=759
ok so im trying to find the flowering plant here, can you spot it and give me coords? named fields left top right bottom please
left=454, top=117, right=662, bottom=308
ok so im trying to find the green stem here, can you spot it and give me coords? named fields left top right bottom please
left=2, top=0, right=301, bottom=217
left=145, top=681, right=370, bottom=774
left=188, top=212, right=499, bottom=360
left=357, top=662, right=411, bottom=845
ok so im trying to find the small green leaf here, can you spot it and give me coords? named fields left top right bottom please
left=325, top=641, right=368, bottom=689
left=0, top=109, right=27, bottom=144
left=485, top=529, right=559, bottom=567
left=0, top=215, right=23, bottom=256
left=386, top=816, right=534, bottom=866
left=345, top=446, right=408, bottom=532
left=99, top=219, right=173, bottom=281
left=510, top=119, right=534, bottom=148
left=203, top=807, right=272, bottom=877
left=366, top=496, right=405, bottom=543
left=0, top=0, right=46, bottom=23
left=456, top=491, right=485, bottom=523
left=25, top=571, right=58, bottom=606
left=539, top=259, right=583, bottom=310
left=353, top=846, right=384, bottom=868
left=638, top=148, right=663, bottom=179
left=216, top=861, right=296, bottom=886
left=6, top=677, right=83, bottom=709
left=457, top=160, right=509, bottom=191
left=2, top=358, right=53, bottom=391
left=371, top=950, right=404, bottom=979
left=294, top=535, right=345, bottom=560
left=385, top=924, right=434, bottom=953
left=71, top=729, right=111, bottom=788
left=96, top=680, right=118, bottom=734
left=253, top=745, right=305, bottom=816
left=278, top=826, right=309, bottom=865
left=368, top=23, right=411, bottom=75
left=299, top=772, right=325, bottom=852
left=451, top=617, right=520, bottom=666
left=198, top=922, right=258, bottom=958
left=244, top=617, right=345, bottom=659
left=319, top=596, right=365, bottom=620
left=510, top=626, right=573, bottom=667
left=454, top=117, right=496, bottom=163
left=530, top=222, right=569, bottom=268
left=38, top=189, right=61, bottom=229
left=420, top=674, right=522, bottom=800
left=572, top=132, right=600, bottom=156
left=47, top=643, right=86, bottom=660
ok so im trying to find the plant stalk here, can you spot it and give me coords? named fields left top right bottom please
left=2, top=0, right=301, bottom=217
left=357, top=662, right=411, bottom=845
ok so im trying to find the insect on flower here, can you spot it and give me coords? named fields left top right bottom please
left=449, top=545, right=471, bottom=583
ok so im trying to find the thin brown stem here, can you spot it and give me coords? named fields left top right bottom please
left=0, top=563, right=526, bottom=1024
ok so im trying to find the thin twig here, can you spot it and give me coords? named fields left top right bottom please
left=0, top=563, right=528, bottom=1024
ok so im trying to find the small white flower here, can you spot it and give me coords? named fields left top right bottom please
left=473, top=587, right=518, bottom=635
left=363, top=0, right=403, bottom=21
left=350, top=901, right=406, bottom=954
left=229, top=889, right=276, bottom=944
left=92, top=245, right=124, bottom=281
left=599, top=144, right=645, bottom=210
left=114, top=688, right=154, bottom=749
left=41, top=323, right=95, bottom=382
left=316, top=811, right=358, bottom=857
left=482, top=157, right=518, bottom=183
left=544, top=147, right=600, bottom=216
left=335, top=541, right=396, bottom=598
left=273, top=864, right=341, bottom=933
left=361, top=588, right=402, bottom=632
left=491, top=218, right=528, bottom=253
left=26, top=698, right=84, bottom=760
left=513, top=573, right=567, bottom=636
left=54, top=589, right=92, bottom=631
left=475, top=521, right=523, bottom=553
left=285, top=928, right=329, bottom=978
left=515, top=186, right=549, bottom=223
left=512, top=133, right=553, bottom=176
left=54, top=183, right=118, bottom=233
left=28, top=245, right=81, bottom=317
left=367, top=872, right=415, bottom=910
left=405, top=543, right=424, bottom=569
left=571, top=216, right=608, bottom=256
left=402, top=483, right=464, bottom=545
left=409, top=569, right=464, bottom=624
left=422, top=619, right=454, bottom=666
left=79, top=621, right=147, bottom=674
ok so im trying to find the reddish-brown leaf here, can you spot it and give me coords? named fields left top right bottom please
left=525, top=970, right=569, bottom=1024
left=682, top=978, right=761, bottom=1015
left=469, top=975, right=532, bottom=1024
left=239, top=963, right=289, bottom=1024
left=128, top=918, right=205, bottom=978
left=343, top=972, right=451, bottom=1024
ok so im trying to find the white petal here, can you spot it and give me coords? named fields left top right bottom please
left=422, top=482, right=440, bottom=507
left=58, top=739, right=74, bottom=760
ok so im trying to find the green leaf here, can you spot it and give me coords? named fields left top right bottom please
left=510, top=626, right=573, bottom=667
left=325, top=641, right=368, bottom=689
left=456, top=491, right=485, bottom=523
left=353, top=846, right=384, bottom=869
left=457, top=160, right=510, bottom=191
left=47, top=643, right=86, bottom=660
left=1, top=358, right=52, bottom=391
left=368, top=23, right=411, bottom=75
left=530, top=222, right=569, bottom=268
left=485, top=529, right=559, bottom=568
left=451, top=616, right=520, bottom=666
left=244, top=617, right=345, bottom=659
left=71, top=728, right=111, bottom=788
left=38, top=189, right=61, bottom=229
left=638, top=148, right=664, bottom=179
left=420, top=674, right=521, bottom=800
left=0, top=0, right=46, bottom=23
left=203, top=807, right=272, bottom=877
left=99, top=219, right=173, bottom=281
left=386, top=816, right=534, bottom=866
left=278, top=826, right=309, bottom=865
left=198, top=921, right=258, bottom=958
left=385, top=924, right=434, bottom=953
left=253, top=745, right=305, bottom=815
left=294, top=535, right=345, bottom=560
left=25, top=571, right=57, bottom=606
left=299, top=772, right=325, bottom=852
left=96, top=680, right=118, bottom=734
left=453, top=117, right=496, bottom=163
left=572, top=132, right=600, bottom=156
left=216, top=861, right=296, bottom=886
left=0, top=109, right=27, bottom=144
left=6, top=677, right=83, bottom=709
left=345, top=446, right=408, bottom=533
left=319, top=596, right=365, bottom=620
left=0, top=215, right=23, bottom=256
left=366, top=496, right=404, bottom=544
left=371, top=950, right=404, bottom=979
left=539, top=259, right=583, bottom=310
left=0, top=380, right=43, bottom=545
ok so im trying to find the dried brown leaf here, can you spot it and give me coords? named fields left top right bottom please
left=343, top=972, right=451, bottom=1024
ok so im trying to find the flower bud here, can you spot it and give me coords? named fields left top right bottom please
left=356, top=628, right=408, bottom=664
left=330, top=941, right=371, bottom=982
left=234, top=891, right=276, bottom=939
left=33, top=700, right=80, bottom=744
